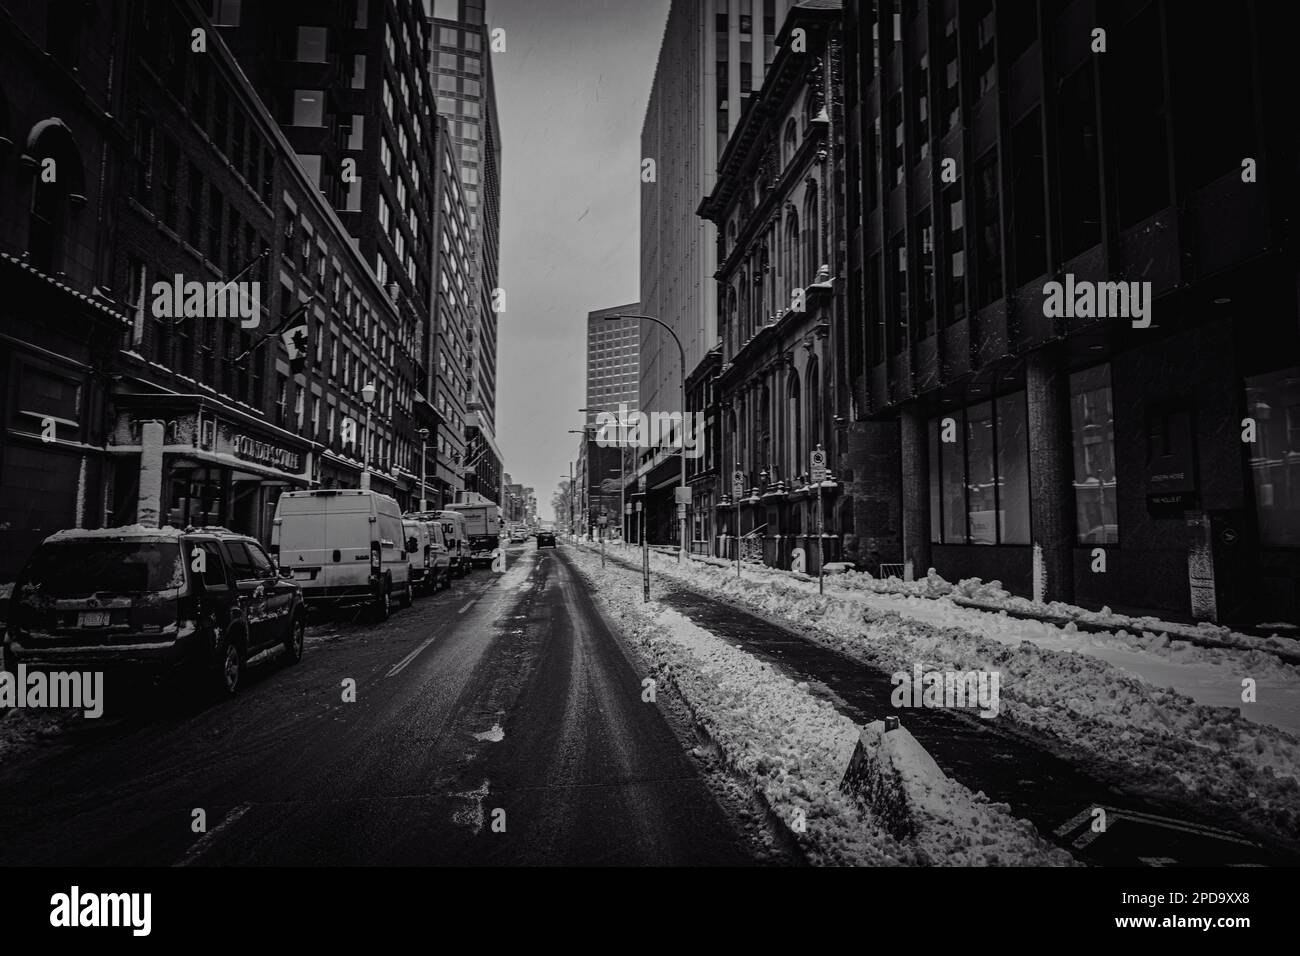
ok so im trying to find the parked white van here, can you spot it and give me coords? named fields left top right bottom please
left=272, top=489, right=412, bottom=621
left=403, top=517, right=452, bottom=593
left=436, top=511, right=470, bottom=577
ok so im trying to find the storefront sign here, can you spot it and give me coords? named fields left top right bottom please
left=232, top=434, right=301, bottom=472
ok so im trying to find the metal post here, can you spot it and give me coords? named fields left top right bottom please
left=361, top=405, right=372, bottom=491
left=640, top=501, right=649, bottom=602
left=736, top=499, right=742, bottom=579
left=419, top=434, right=428, bottom=511
left=817, top=480, right=825, bottom=595
left=677, top=344, right=688, bottom=565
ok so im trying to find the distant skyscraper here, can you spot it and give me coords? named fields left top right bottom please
left=585, top=304, right=641, bottom=428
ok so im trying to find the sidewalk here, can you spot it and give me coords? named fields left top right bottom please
left=607, top=541, right=1300, bottom=736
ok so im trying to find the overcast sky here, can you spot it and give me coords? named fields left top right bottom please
left=490, top=0, right=669, bottom=520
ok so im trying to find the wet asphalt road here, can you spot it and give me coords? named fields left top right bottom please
left=0, top=545, right=760, bottom=866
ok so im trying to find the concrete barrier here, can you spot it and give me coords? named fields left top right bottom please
left=839, top=719, right=948, bottom=840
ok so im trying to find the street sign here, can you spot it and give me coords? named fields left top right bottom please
left=732, top=469, right=745, bottom=495
left=674, top=487, right=691, bottom=504
left=810, top=447, right=827, bottom=482
left=638, top=476, right=647, bottom=492
left=598, top=515, right=608, bottom=527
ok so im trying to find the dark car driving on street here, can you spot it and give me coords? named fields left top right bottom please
left=536, top=532, right=557, bottom=548
left=3, top=525, right=306, bottom=697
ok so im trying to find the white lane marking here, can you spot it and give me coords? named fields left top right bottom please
left=472, top=723, right=504, bottom=742
left=457, top=600, right=475, bottom=615
left=386, top=634, right=439, bottom=678
left=173, top=803, right=251, bottom=867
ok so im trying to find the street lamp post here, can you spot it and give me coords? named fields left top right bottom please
left=417, top=427, right=429, bottom=511
left=360, top=382, right=377, bottom=491
left=607, top=313, right=688, bottom=564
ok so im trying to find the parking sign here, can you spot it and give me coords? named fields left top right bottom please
left=810, top=448, right=827, bottom=482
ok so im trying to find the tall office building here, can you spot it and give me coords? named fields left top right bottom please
left=585, top=304, right=641, bottom=428
left=215, top=0, right=446, bottom=502
left=637, top=0, right=795, bottom=542
left=427, top=0, right=503, bottom=441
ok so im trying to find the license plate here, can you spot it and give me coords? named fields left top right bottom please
left=78, top=611, right=110, bottom=628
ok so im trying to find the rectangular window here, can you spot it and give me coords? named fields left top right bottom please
left=344, top=175, right=362, bottom=212
left=941, top=15, right=960, bottom=134
left=974, top=151, right=1002, bottom=307
left=1245, top=368, right=1300, bottom=547
left=966, top=401, right=997, bottom=544
left=296, top=26, right=327, bottom=63
left=971, top=0, right=996, bottom=98
left=940, top=411, right=968, bottom=543
left=160, top=138, right=179, bottom=228
left=186, top=163, right=202, bottom=247
left=210, top=0, right=241, bottom=26
left=915, top=208, right=935, bottom=340
left=1070, top=364, right=1118, bottom=544
left=890, top=232, right=907, bottom=354
left=1010, top=109, right=1047, bottom=285
left=996, top=392, right=1031, bottom=544
left=291, top=90, right=325, bottom=127
left=351, top=54, right=367, bottom=89
left=1057, top=62, right=1102, bottom=258
left=911, top=53, right=929, bottom=166
left=943, top=186, right=966, bottom=325
left=1114, top=5, right=1169, bottom=227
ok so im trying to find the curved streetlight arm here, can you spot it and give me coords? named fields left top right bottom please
left=609, top=314, right=686, bottom=377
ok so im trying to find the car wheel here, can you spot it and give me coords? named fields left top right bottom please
left=213, top=633, right=243, bottom=698
left=283, top=613, right=305, bottom=664
left=372, top=582, right=391, bottom=623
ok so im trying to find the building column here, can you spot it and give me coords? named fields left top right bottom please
left=899, top=406, right=930, bottom=579
left=1026, top=348, right=1076, bottom=604
left=138, top=420, right=165, bottom=528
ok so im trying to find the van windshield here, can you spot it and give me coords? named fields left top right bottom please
left=17, top=541, right=185, bottom=601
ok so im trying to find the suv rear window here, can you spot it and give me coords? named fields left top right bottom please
left=17, top=541, right=185, bottom=601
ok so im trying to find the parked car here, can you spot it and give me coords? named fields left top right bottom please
left=272, top=489, right=412, bottom=621
left=509, top=528, right=529, bottom=543
left=3, top=525, right=305, bottom=697
left=536, top=531, right=557, bottom=548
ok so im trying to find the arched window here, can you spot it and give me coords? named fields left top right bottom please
left=783, top=117, right=798, bottom=168
left=785, top=208, right=800, bottom=292
left=24, top=119, right=86, bottom=273
left=738, top=270, right=750, bottom=343
left=787, top=369, right=802, bottom=477
left=806, top=357, right=821, bottom=454
left=804, top=187, right=819, bottom=283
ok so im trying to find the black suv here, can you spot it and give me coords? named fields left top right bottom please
left=3, top=526, right=305, bottom=697
left=536, top=532, right=557, bottom=548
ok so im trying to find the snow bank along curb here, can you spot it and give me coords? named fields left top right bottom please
left=568, top=546, right=1072, bottom=866
left=590, top=541, right=1300, bottom=849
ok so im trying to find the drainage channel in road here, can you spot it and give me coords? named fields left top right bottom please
left=630, top=569, right=1298, bottom=867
